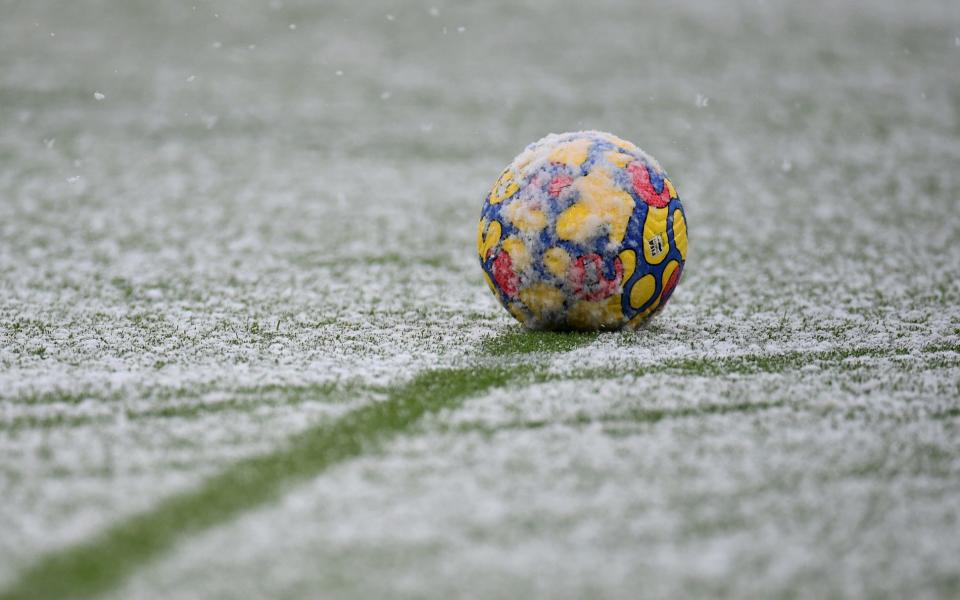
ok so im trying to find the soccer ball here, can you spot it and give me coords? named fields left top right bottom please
left=477, top=130, right=687, bottom=330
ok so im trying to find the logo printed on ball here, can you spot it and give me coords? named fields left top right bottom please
left=647, top=236, right=664, bottom=258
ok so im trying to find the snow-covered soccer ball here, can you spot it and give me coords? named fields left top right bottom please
left=478, top=130, right=688, bottom=330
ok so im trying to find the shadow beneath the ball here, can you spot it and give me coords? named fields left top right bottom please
left=481, top=329, right=600, bottom=356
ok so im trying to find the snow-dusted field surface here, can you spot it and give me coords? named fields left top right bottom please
left=2, top=0, right=959, bottom=598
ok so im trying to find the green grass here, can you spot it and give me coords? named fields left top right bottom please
left=482, top=330, right=600, bottom=355
left=6, top=336, right=957, bottom=598
left=0, top=362, right=533, bottom=600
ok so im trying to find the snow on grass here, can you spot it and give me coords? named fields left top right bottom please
left=105, top=363, right=960, bottom=599
left=1, top=0, right=959, bottom=597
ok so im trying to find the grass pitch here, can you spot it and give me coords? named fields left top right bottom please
left=2, top=0, right=960, bottom=598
